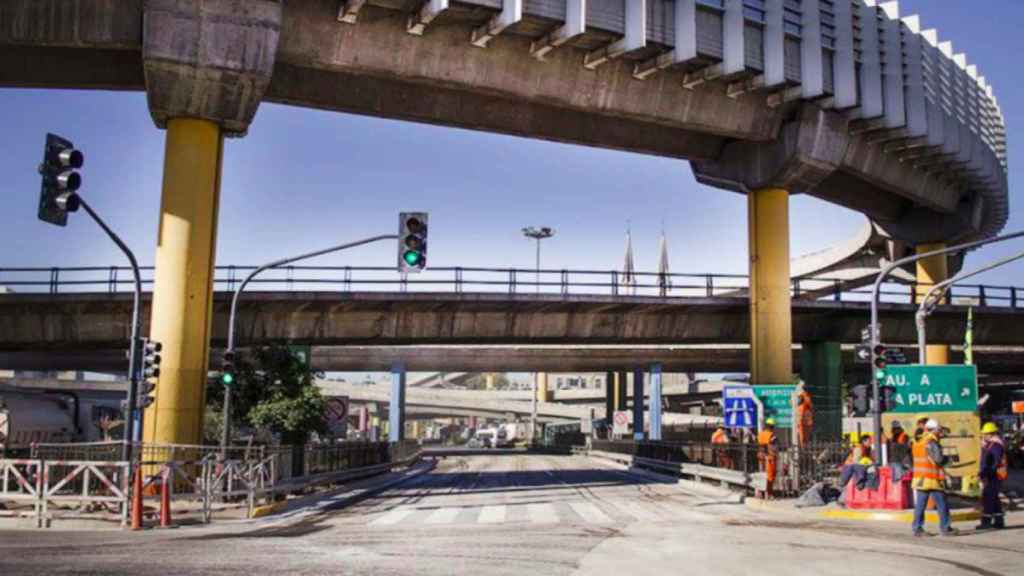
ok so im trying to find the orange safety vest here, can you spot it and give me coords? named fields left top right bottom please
left=758, top=430, right=777, bottom=453
left=711, top=429, right=729, bottom=444
left=989, top=437, right=1009, bottom=481
left=912, top=433, right=946, bottom=491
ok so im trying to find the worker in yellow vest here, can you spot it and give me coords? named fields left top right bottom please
left=758, top=419, right=779, bottom=500
left=977, top=422, right=1009, bottom=530
left=911, top=419, right=956, bottom=537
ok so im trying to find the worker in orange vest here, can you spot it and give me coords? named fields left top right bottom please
left=796, top=390, right=813, bottom=447
left=911, top=419, right=955, bottom=537
left=758, top=419, right=779, bottom=499
left=711, top=426, right=733, bottom=469
left=977, top=422, right=1009, bottom=530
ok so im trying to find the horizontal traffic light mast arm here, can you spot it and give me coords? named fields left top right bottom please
left=916, top=248, right=1024, bottom=360
left=226, top=234, right=399, bottom=353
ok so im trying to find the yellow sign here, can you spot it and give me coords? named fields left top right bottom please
left=882, top=411, right=981, bottom=496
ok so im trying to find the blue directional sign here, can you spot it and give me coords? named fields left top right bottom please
left=723, top=386, right=758, bottom=429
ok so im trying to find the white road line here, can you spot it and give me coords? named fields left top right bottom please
left=527, top=503, right=559, bottom=524
left=369, top=508, right=415, bottom=526
left=477, top=505, right=507, bottom=524
left=423, top=507, right=461, bottom=525
left=568, top=501, right=612, bottom=524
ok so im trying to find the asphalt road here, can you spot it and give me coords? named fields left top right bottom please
left=0, top=454, right=1021, bottom=576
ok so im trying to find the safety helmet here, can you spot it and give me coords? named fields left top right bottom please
left=858, top=457, right=873, bottom=466
left=925, top=419, right=940, bottom=431
left=981, top=422, right=1000, bottom=435
left=765, top=418, right=776, bottom=427
left=891, top=420, right=903, bottom=430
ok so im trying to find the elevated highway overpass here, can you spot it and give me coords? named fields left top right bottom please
left=1, top=0, right=1009, bottom=446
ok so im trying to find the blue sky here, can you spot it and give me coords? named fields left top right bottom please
left=1, top=0, right=1021, bottom=290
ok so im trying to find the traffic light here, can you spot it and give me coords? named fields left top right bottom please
left=138, top=380, right=157, bottom=409
left=879, top=386, right=897, bottom=412
left=398, top=212, right=428, bottom=273
left=873, top=344, right=888, bottom=371
left=37, top=133, right=84, bottom=227
left=221, top=351, right=236, bottom=386
left=141, top=338, right=162, bottom=380
left=851, top=384, right=870, bottom=416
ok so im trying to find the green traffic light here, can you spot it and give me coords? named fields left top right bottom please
left=403, top=250, right=422, bottom=266
left=222, top=372, right=234, bottom=386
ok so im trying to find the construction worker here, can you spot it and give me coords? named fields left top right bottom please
left=844, top=433, right=873, bottom=466
left=758, top=419, right=779, bottom=499
left=711, top=426, right=733, bottom=469
left=912, top=419, right=955, bottom=537
left=977, top=422, right=1008, bottom=530
left=796, top=390, right=814, bottom=447
left=888, top=421, right=912, bottom=481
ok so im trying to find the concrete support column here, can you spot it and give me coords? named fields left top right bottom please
left=649, top=364, right=663, bottom=441
left=485, top=373, right=496, bottom=390
left=535, top=373, right=550, bottom=402
left=799, top=341, right=842, bottom=441
left=748, top=187, right=793, bottom=385
left=389, top=365, right=406, bottom=443
left=615, top=371, right=628, bottom=411
left=358, top=406, right=369, bottom=434
left=916, top=243, right=950, bottom=365
left=144, top=119, right=223, bottom=445
left=604, top=371, right=615, bottom=420
left=632, top=368, right=645, bottom=440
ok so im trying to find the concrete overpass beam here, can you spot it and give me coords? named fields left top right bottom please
left=529, top=0, right=585, bottom=61
left=407, top=0, right=449, bottom=36
left=470, top=0, right=522, bottom=48
left=694, top=106, right=850, bottom=385
left=142, top=0, right=282, bottom=446
left=583, top=0, right=646, bottom=70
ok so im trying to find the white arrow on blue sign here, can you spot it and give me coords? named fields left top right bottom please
left=722, top=386, right=758, bottom=429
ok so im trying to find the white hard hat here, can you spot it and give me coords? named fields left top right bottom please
left=925, top=419, right=940, bottom=431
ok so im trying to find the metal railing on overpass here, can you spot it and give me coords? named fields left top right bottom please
left=2, top=265, right=1022, bottom=307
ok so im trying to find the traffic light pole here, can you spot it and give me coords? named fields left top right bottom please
left=869, top=230, right=1024, bottom=462
left=916, top=248, right=1024, bottom=360
left=76, top=196, right=143, bottom=463
left=221, top=234, right=398, bottom=454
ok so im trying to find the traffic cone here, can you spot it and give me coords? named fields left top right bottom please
left=131, top=467, right=143, bottom=530
left=159, top=472, right=172, bottom=528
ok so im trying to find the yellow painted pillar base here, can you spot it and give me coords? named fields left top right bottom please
left=748, top=188, right=793, bottom=384
left=916, top=243, right=950, bottom=365
left=536, top=373, right=551, bottom=403
left=143, top=118, right=224, bottom=446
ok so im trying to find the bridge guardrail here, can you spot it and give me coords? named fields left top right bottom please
left=1, top=265, right=1019, bottom=307
left=7, top=440, right=421, bottom=528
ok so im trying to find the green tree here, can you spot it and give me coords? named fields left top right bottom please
left=206, top=345, right=327, bottom=445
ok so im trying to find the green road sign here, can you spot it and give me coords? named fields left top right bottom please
left=287, top=345, right=311, bottom=367
left=880, top=365, right=978, bottom=414
left=752, top=385, right=797, bottom=428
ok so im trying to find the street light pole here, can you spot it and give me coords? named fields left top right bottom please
left=521, top=226, right=554, bottom=444
left=221, top=234, right=398, bottom=454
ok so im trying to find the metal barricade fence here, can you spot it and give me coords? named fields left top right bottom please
left=0, top=459, right=43, bottom=524
left=40, top=460, right=130, bottom=528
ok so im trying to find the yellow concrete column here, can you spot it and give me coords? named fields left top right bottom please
left=748, top=188, right=793, bottom=384
left=143, top=118, right=224, bottom=446
left=535, top=373, right=550, bottom=403
left=485, top=373, right=496, bottom=390
left=916, top=243, right=950, bottom=365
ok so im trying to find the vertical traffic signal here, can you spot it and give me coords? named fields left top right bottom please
left=873, top=344, right=888, bottom=371
left=398, top=212, right=428, bottom=273
left=138, top=338, right=162, bottom=408
left=221, top=351, right=236, bottom=386
left=37, top=133, right=84, bottom=226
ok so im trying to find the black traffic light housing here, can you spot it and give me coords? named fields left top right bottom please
left=398, top=212, right=428, bottom=273
left=137, top=338, right=162, bottom=408
left=221, top=351, right=236, bottom=386
left=38, top=133, right=84, bottom=227
left=873, top=344, right=888, bottom=371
